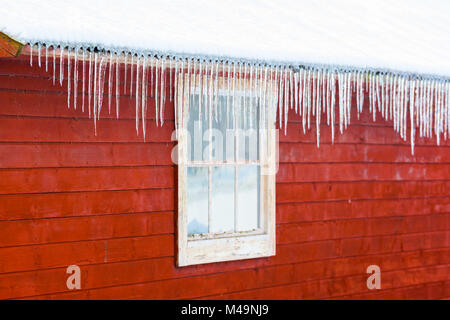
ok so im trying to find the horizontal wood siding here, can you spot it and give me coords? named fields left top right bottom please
left=0, top=56, right=448, bottom=299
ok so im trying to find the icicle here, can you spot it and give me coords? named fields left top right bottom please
left=232, top=62, right=237, bottom=128
left=392, top=75, right=397, bottom=132
left=29, top=43, right=33, bottom=66
left=262, top=65, right=268, bottom=131
left=277, top=66, right=282, bottom=130
left=331, top=70, right=336, bottom=143
left=301, top=69, right=307, bottom=133
left=214, top=61, right=219, bottom=122
left=226, top=62, right=231, bottom=125
left=403, top=78, right=409, bottom=140
left=160, top=58, right=166, bottom=126
left=174, top=59, right=179, bottom=137
left=375, top=73, right=381, bottom=115
left=52, top=46, right=56, bottom=85
left=316, top=69, right=321, bottom=147
left=155, top=58, right=159, bottom=126
left=356, top=71, right=360, bottom=119
left=290, top=69, right=294, bottom=111
left=142, top=55, right=148, bottom=140
left=338, top=72, right=343, bottom=134
left=150, top=56, right=155, bottom=98
left=419, top=79, right=423, bottom=136
left=88, top=50, right=93, bottom=118
left=115, top=53, right=120, bottom=119
left=93, top=52, right=98, bottom=134
left=82, top=49, right=86, bottom=112
left=186, top=58, right=191, bottom=115
left=283, top=67, right=288, bottom=134
left=169, top=58, right=173, bottom=101
left=38, top=43, right=41, bottom=68
left=73, top=48, right=78, bottom=110
left=180, top=59, right=185, bottom=126
left=326, top=70, right=331, bottom=125
left=45, top=45, right=48, bottom=72
left=97, top=53, right=107, bottom=119
left=243, top=63, right=247, bottom=124
left=293, top=71, right=299, bottom=115
left=307, top=69, right=312, bottom=130
left=268, top=66, right=274, bottom=130
left=250, top=64, right=256, bottom=128
left=414, top=78, right=420, bottom=130
left=445, top=82, right=449, bottom=139
left=321, top=69, right=326, bottom=116
left=60, top=46, right=65, bottom=86
left=312, top=69, right=316, bottom=118
left=199, top=60, right=203, bottom=121
left=222, top=61, right=226, bottom=101
left=346, top=71, right=351, bottom=127
left=135, top=55, right=140, bottom=135
left=108, top=52, right=113, bottom=114
left=130, top=54, right=134, bottom=97
left=67, top=48, right=71, bottom=110
left=409, top=78, right=415, bottom=154
left=383, top=73, right=388, bottom=119
left=427, top=80, right=432, bottom=138
left=124, top=53, right=128, bottom=94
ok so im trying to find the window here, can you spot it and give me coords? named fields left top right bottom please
left=176, top=68, right=277, bottom=266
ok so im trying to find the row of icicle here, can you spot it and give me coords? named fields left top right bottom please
left=28, top=43, right=450, bottom=154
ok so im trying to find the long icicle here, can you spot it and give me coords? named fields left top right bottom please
left=73, top=48, right=78, bottom=110
left=45, top=45, right=48, bottom=72
left=115, top=52, right=120, bottom=119
left=142, top=55, right=148, bottom=140
left=108, top=51, right=113, bottom=114
left=60, top=46, right=65, bottom=86
left=52, top=46, right=56, bottom=85
left=67, top=48, right=71, bottom=109
left=88, top=50, right=93, bottom=118
left=93, top=52, right=98, bottom=134
left=155, top=58, right=159, bottom=126
left=135, top=55, right=140, bottom=135
left=160, top=58, right=166, bottom=126
left=82, top=48, right=86, bottom=112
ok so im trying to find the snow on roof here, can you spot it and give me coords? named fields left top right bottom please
left=1, top=0, right=450, bottom=78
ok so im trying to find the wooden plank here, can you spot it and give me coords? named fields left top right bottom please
left=0, top=32, right=23, bottom=57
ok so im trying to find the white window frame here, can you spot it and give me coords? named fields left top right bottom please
left=177, top=71, right=276, bottom=266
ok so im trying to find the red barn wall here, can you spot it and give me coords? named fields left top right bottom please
left=0, top=56, right=448, bottom=300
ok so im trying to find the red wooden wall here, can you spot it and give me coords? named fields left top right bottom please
left=0, top=55, right=448, bottom=299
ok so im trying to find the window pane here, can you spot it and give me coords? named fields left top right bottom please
left=187, top=167, right=209, bottom=235
left=237, top=165, right=260, bottom=231
left=187, top=94, right=209, bottom=162
left=212, top=96, right=234, bottom=162
left=211, top=166, right=235, bottom=233
left=237, top=96, right=260, bottom=161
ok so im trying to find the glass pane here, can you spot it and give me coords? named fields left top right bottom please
left=187, top=94, right=209, bottom=162
left=212, top=96, right=234, bottom=162
left=237, top=165, right=260, bottom=232
left=211, top=166, right=235, bottom=233
left=187, top=167, right=209, bottom=235
left=237, top=96, right=260, bottom=161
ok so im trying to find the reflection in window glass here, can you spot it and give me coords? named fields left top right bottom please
left=187, top=94, right=209, bottom=162
left=212, top=96, right=234, bottom=162
left=187, top=167, right=209, bottom=235
left=238, top=97, right=260, bottom=161
left=237, top=165, right=260, bottom=231
left=211, top=166, right=235, bottom=233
